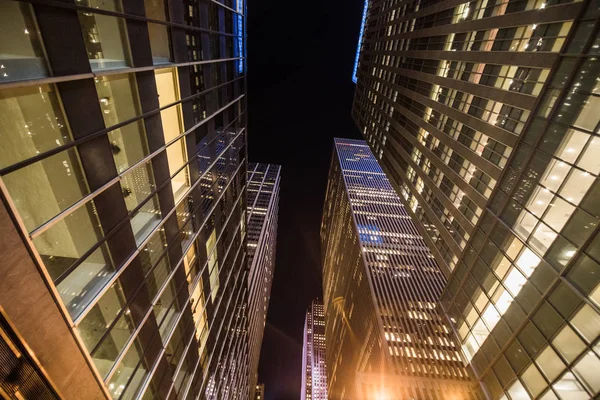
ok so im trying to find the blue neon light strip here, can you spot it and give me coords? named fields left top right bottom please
left=352, top=0, right=369, bottom=83
left=237, top=0, right=244, bottom=73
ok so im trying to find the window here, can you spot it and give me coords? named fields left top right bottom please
left=206, top=229, right=219, bottom=302
left=0, top=85, right=71, bottom=169
left=131, top=194, right=162, bottom=247
left=155, top=68, right=190, bottom=200
left=535, top=346, right=565, bottom=381
left=3, top=148, right=89, bottom=232
left=570, top=304, right=600, bottom=343
left=521, top=364, right=547, bottom=398
left=552, top=325, right=585, bottom=363
left=108, top=119, right=149, bottom=173
left=145, top=1, right=171, bottom=65
left=32, top=200, right=104, bottom=281
left=573, top=351, right=600, bottom=395
left=0, top=1, right=49, bottom=82
left=96, top=73, right=141, bottom=128
left=77, top=281, right=135, bottom=378
left=79, top=11, right=132, bottom=71
left=56, top=241, right=115, bottom=318
left=106, top=339, right=148, bottom=399
left=552, top=372, right=589, bottom=400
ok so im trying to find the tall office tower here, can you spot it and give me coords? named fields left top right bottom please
left=351, top=0, right=600, bottom=399
left=254, top=383, right=265, bottom=400
left=246, top=163, right=281, bottom=396
left=321, top=138, right=479, bottom=399
left=0, top=0, right=249, bottom=399
left=301, top=300, right=328, bottom=400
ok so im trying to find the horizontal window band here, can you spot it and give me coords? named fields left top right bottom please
left=0, top=74, right=244, bottom=176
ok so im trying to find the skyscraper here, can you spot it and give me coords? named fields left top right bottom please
left=321, top=138, right=479, bottom=399
left=351, top=0, right=600, bottom=398
left=301, top=300, right=328, bottom=400
left=0, top=0, right=248, bottom=399
left=246, top=163, right=281, bottom=396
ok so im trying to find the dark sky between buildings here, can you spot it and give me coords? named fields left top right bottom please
left=246, top=1, right=365, bottom=399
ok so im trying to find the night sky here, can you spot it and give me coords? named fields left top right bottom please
left=246, top=1, right=365, bottom=399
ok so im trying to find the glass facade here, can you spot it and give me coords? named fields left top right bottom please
left=0, top=0, right=248, bottom=399
left=321, top=138, right=479, bottom=399
left=300, top=300, right=328, bottom=400
left=352, top=0, right=600, bottom=398
left=246, top=163, right=281, bottom=398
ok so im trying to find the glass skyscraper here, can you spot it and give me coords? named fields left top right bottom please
left=246, top=163, right=281, bottom=397
left=352, top=0, right=600, bottom=398
left=321, top=138, right=479, bottom=399
left=300, top=300, right=328, bottom=400
left=0, top=0, right=249, bottom=399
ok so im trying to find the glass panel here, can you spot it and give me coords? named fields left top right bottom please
left=172, top=167, right=190, bottom=202
left=155, top=68, right=182, bottom=139
left=539, top=389, right=559, bottom=400
left=77, top=281, right=129, bottom=350
left=515, top=248, right=541, bottom=277
left=78, top=282, right=135, bottom=379
left=572, top=94, right=600, bottom=131
left=95, top=73, right=141, bottom=128
left=206, top=228, right=219, bottom=302
left=106, top=340, right=147, bottom=399
left=504, top=267, right=527, bottom=297
left=559, top=169, right=595, bottom=206
left=78, top=0, right=122, bottom=12
left=33, top=201, right=103, bottom=281
left=552, top=325, right=586, bottom=363
left=552, top=372, right=589, bottom=400
left=0, top=1, right=49, bottom=82
left=521, top=364, right=547, bottom=398
left=131, top=195, right=161, bottom=247
left=3, top=148, right=89, bottom=232
left=536, top=346, right=565, bottom=381
left=139, top=228, right=167, bottom=274
left=570, top=304, right=600, bottom=343
left=108, top=119, right=149, bottom=173
left=148, top=22, right=171, bottom=65
left=554, top=128, right=589, bottom=164
left=566, top=254, right=600, bottom=306
left=578, top=136, right=600, bottom=175
left=0, top=85, right=71, bottom=169
left=539, top=159, right=571, bottom=192
left=56, top=242, right=115, bottom=318
left=120, top=161, right=156, bottom=212
left=79, top=11, right=131, bottom=71
left=573, top=351, right=600, bottom=394
left=154, top=280, right=181, bottom=343
left=144, top=255, right=171, bottom=301
left=530, top=222, right=557, bottom=255
left=508, top=380, right=531, bottom=400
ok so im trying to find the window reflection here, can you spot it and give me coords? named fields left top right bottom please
left=131, top=194, right=161, bottom=247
